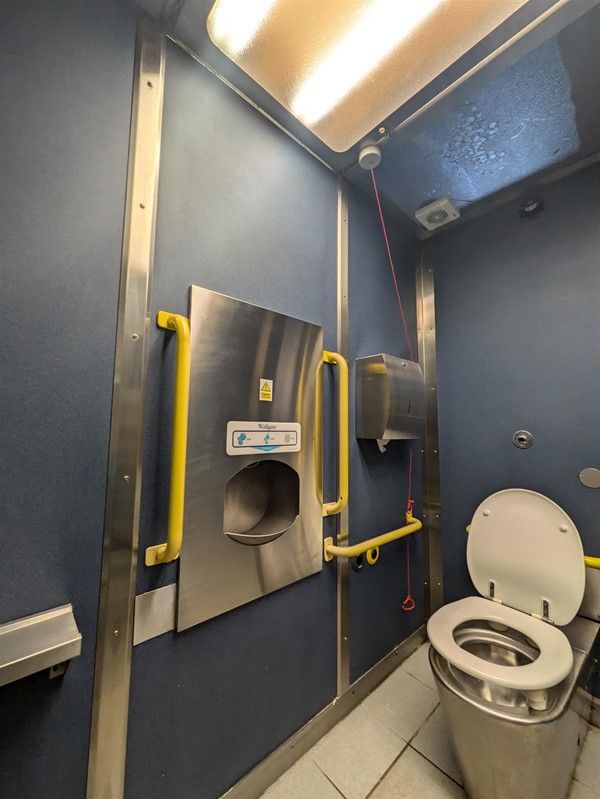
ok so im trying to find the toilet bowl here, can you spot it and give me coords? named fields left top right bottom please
left=427, top=488, right=592, bottom=799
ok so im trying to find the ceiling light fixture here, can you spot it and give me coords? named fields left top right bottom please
left=292, top=0, right=443, bottom=126
left=208, top=0, right=277, bottom=58
left=207, top=0, right=529, bottom=152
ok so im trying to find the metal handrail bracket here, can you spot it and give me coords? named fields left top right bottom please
left=0, top=604, right=81, bottom=687
left=145, top=311, right=191, bottom=566
left=324, top=513, right=423, bottom=562
left=322, top=350, right=349, bottom=517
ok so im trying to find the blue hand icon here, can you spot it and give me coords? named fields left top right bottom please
left=237, top=433, right=247, bottom=446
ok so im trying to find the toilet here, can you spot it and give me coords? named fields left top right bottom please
left=427, top=488, right=596, bottom=799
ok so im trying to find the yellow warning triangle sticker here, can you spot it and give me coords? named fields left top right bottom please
left=261, top=382, right=271, bottom=393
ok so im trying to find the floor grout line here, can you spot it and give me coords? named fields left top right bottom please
left=311, top=760, right=348, bottom=799
left=362, top=698, right=442, bottom=799
left=363, top=741, right=411, bottom=799
left=407, top=744, right=464, bottom=789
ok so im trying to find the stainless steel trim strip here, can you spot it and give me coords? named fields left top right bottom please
left=220, top=626, right=426, bottom=799
left=133, top=584, right=177, bottom=646
left=416, top=249, right=443, bottom=617
left=86, top=17, right=166, bottom=799
left=336, top=177, right=350, bottom=695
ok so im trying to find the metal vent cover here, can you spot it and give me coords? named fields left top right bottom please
left=415, top=197, right=460, bottom=230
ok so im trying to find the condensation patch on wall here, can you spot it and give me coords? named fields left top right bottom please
left=366, top=38, right=580, bottom=216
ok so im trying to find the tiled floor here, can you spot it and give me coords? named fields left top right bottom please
left=260, top=643, right=600, bottom=799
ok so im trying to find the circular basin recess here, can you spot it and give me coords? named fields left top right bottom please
left=223, top=460, right=300, bottom=545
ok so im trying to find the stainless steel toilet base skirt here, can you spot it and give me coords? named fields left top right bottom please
left=429, top=616, right=599, bottom=799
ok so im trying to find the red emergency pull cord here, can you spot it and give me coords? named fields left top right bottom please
left=370, top=168, right=415, bottom=362
left=371, top=164, right=417, bottom=612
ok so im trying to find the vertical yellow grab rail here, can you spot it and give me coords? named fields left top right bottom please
left=322, top=350, right=349, bottom=516
left=145, top=311, right=190, bottom=566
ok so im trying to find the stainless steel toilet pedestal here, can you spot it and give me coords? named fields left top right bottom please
left=429, top=616, right=598, bottom=799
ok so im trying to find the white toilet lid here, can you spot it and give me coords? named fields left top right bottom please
left=467, top=489, right=585, bottom=626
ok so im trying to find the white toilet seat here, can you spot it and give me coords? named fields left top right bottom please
left=427, top=596, right=574, bottom=691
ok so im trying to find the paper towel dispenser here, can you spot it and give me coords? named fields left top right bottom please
left=356, top=354, right=426, bottom=442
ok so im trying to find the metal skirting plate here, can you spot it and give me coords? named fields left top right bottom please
left=0, top=604, right=81, bottom=687
left=133, top=584, right=176, bottom=645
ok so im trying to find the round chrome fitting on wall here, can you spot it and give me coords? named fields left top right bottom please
left=579, top=467, right=600, bottom=489
left=358, top=145, right=381, bottom=170
left=513, top=430, right=533, bottom=449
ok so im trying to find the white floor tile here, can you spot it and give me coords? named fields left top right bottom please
left=411, top=706, right=463, bottom=785
left=362, top=667, right=439, bottom=742
left=369, top=747, right=465, bottom=799
left=400, top=643, right=437, bottom=691
left=574, top=725, right=600, bottom=793
left=309, top=704, right=406, bottom=799
left=260, top=756, right=343, bottom=799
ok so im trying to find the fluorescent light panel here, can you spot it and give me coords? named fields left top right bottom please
left=292, top=0, right=443, bottom=126
left=208, top=0, right=277, bottom=57
left=208, top=0, right=528, bottom=152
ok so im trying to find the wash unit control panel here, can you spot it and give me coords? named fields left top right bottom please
left=226, top=421, right=301, bottom=455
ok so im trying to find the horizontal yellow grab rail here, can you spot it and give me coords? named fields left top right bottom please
left=145, top=311, right=191, bottom=567
left=322, top=350, right=349, bottom=517
left=465, top=525, right=600, bottom=571
left=323, top=514, right=422, bottom=562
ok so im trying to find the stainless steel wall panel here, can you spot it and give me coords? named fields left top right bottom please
left=178, top=286, right=323, bottom=629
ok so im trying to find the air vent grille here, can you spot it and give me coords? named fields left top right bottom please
left=415, top=198, right=460, bottom=231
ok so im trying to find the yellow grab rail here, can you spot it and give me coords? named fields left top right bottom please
left=322, top=350, right=349, bottom=517
left=324, top=513, right=422, bottom=562
left=465, top=525, right=600, bottom=570
left=145, top=311, right=191, bottom=566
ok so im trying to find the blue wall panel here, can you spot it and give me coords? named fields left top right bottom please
left=347, top=186, right=424, bottom=683
left=0, top=1, right=136, bottom=796
left=433, top=166, right=600, bottom=604
left=125, top=42, right=338, bottom=799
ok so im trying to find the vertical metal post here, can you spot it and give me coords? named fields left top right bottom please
left=87, top=17, right=165, bottom=799
left=336, top=177, right=350, bottom=694
left=416, top=245, right=443, bottom=618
